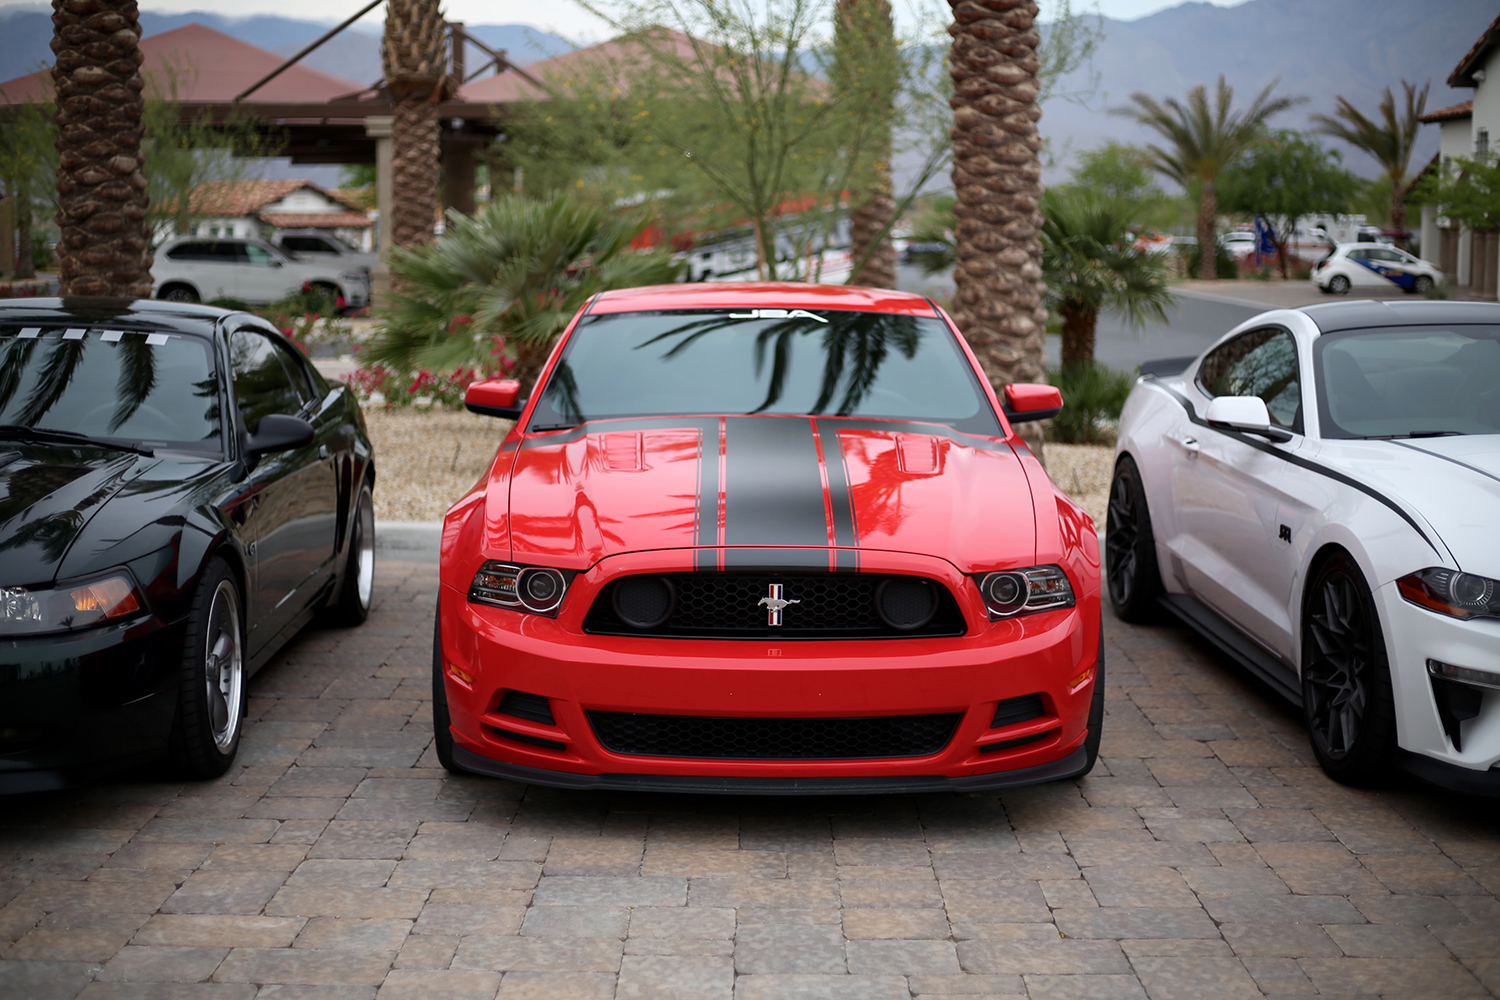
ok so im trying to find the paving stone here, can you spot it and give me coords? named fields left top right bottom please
left=938, top=879, right=1051, bottom=923
left=292, top=918, right=412, bottom=955
left=845, top=938, right=960, bottom=974
left=449, top=936, right=622, bottom=972
left=1361, top=854, right=1485, bottom=895
left=1053, top=906, right=1219, bottom=940
left=689, top=878, right=837, bottom=909
left=842, top=908, right=949, bottom=940
left=1324, top=923, right=1451, bottom=958
left=306, top=822, right=416, bottom=861
left=1083, top=866, right=1198, bottom=907
left=930, top=854, right=1080, bottom=881
left=1298, top=956, right=1490, bottom=996
left=131, top=915, right=306, bottom=949
left=96, top=945, right=228, bottom=982
left=1220, top=923, right=1342, bottom=958
left=161, top=871, right=288, bottom=916
left=287, top=860, right=396, bottom=887
left=77, top=984, right=258, bottom=1000
left=956, top=938, right=1130, bottom=974
left=734, top=924, right=845, bottom=974
left=1022, top=973, right=1148, bottom=999
left=1239, top=956, right=1315, bottom=994
left=1118, top=939, right=1232, bottom=958
left=520, top=904, right=628, bottom=938
left=531, top=876, right=685, bottom=907
left=1129, top=956, right=1261, bottom=999
left=265, top=888, right=428, bottom=920
left=413, top=903, right=525, bottom=937
left=628, top=906, right=736, bottom=939
left=839, top=878, right=944, bottom=909
left=1180, top=865, right=1289, bottom=896
left=212, top=947, right=392, bottom=985
left=1200, top=893, right=1365, bottom=924
left=1349, top=893, right=1467, bottom=925
left=374, top=969, right=501, bottom=1000
left=494, top=971, right=617, bottom=999
left=906, top=973, right=1024, bottom=996
left=615, top=954, right=733, bottom=999
left=732, top=974, right=910, bottom=999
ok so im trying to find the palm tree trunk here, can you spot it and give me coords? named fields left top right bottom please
left=50, top=0, right=153, bottom=297
left=1197, top=177, right=1217, bottom=281
left=837, top=0, right=898, bottom=289
left=390, top=98, right=440, bottom=249
left=1059, top=301, right=1096, bottom=369
left=383, top=0, right=449, bottom=251
left=947, top=0, right=1048, bottom=445
left=1389, top=170, right=1407, bottom=248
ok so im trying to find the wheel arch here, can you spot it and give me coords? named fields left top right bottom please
left=158, top=281, right=199, bottom=300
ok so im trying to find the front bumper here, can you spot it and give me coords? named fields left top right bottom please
left=438, top=551, right=1101, bottom=790
left=0, top=616, right=184, bottom=794
left=1378, top=581, right=1500, bottom=792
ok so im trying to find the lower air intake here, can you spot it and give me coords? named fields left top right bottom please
left=587, top=711, right=962, bottom=760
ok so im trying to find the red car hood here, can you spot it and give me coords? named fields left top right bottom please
left=506, top=415, right=1038, bottom=572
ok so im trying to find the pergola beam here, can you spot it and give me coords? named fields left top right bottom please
left=234, top=0, right=385, bottom=102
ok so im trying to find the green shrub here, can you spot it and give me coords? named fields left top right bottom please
left=1183, top=241, right=1237, bottom=279
left=1046, top=361, right=1134, bottom=444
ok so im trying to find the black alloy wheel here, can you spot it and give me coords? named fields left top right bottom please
left=169, top=557, right=245, bottom=778
left=326, top=481, right=375, bottom=626
left=1300, top=551, right=1397, bottom=786
left=1328, top=274, right=1351, bottom=295
left=1105, top=455, right=1164, bottom=622
left=431, top=601, right=460, bottom=773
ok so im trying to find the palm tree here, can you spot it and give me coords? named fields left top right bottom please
left=946, top=0, right=1049, bottom=409
left=383, top=0, right=450, bottom=250
left=49, top=0, right=153, bottom=297
left=1311, top=80, right=1429, bottom=243
left=833, top=0, right=899, bottom=288
left=1118, top=76, right=1303, bottom=281
left=1041, top=188, right=1175, bottom=368
left=367, top=196, right=684, bottom=391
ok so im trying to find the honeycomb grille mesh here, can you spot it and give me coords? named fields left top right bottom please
left=584, top=573, right=965, bottom=639
left=587, top=711, right=963, bottom=759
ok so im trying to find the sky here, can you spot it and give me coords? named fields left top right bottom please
left=102, top=0, right=1255, bottom=45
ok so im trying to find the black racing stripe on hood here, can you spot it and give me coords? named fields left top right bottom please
left=815, top=419, right=859, bottom=572
left=722, top=547, right=831, bottom=570
left=1390, top=439, right=1500, bottom=487
left=696, top=418, right=721, bottom=571
left=724, top=417, right=829, bottom=548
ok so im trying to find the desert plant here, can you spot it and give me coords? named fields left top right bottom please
left=365, top=194, right=683, bottom=392
left=1046, top=360, right=1133, bottom=444
left=1312, top=80, right=1428, bottom=243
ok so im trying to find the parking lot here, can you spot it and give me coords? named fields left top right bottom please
left=2, top=558, right=1498, bottom=1000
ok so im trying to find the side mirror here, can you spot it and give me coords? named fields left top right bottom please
left=1204, top=395, right=1293, bottom=442
left=1002, top=383, right=1063, bottom=423
left=246, top=414, right=315, bottom=457
left=465, top=378, right=525, bottom=420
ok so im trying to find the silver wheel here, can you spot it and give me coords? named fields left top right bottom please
left=355, top=487, right=375, bottom=610
left=204, top=580, right=244, bottom=753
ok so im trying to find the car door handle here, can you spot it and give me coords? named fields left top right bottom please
left=1180, top=435, right=1199, bottom=454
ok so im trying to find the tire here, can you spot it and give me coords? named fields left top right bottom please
left=159, top=284, right=200, bottom=303
left=431, top=602, right=460, bottom=774
left=168, top=558, right=245, bottom=778
left=325, top=481, right=374, bottom=626
left=1105, top=455, right=1164, bottom=623
left=1327, top=274, right=1351, bottom=295
left=1300, top=550, right=1398, bottom=786
left=1413, top=275, right=1434, bottom=295
left=1079, top=629, right=1107, bottom=776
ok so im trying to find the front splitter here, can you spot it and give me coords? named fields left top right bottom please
left=450, top=745, right=1091, bottom=795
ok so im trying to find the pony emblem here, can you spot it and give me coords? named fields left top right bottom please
left=758, top=583, right=801, bottom=626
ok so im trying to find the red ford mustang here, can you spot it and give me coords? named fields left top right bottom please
left=432, top=283, right=1103, bottom=793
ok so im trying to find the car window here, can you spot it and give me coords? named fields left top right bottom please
left=1368, top=248, right=1403, bottom=263
left=230, top=329, right=312, bottom=434
left=282, top=236, right=334, bottom=253
left=0, top=326, right=221, bottom=452
left=528, top=309, right=1002, bottom=435
left=166, top=241, right=212, bottom=261
left=1345, top=247, right=1369, bottom=261
left=1197, top=327, right=1302, bottom=431
left=244, top=243, right=280, bottom=266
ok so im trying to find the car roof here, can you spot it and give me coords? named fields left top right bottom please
left=589, top=282, right=941, bottom=316
left=0, top=297, right=236, bottom=337
left=1297, top=299, right=1500, bottom=332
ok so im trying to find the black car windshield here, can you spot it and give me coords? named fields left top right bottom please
left=528, top=309, right=1001, bottom=435
left=1315, top=325, right=1500, bottom=438
left=0, top=326, right=221, bottom=453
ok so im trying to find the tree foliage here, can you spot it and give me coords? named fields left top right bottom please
left=1413, top=155, right=1500, bottom=232
left=0, top=96, right=57, bottom=277
left=1311, top=79, right=1427, bottom=239
left=1116, top=76, right=1304, bottom=280
left=365, top=195, right=684, bottom=391
left=1218, top=130, right=1355, bottom=276
left=1040, top=187, right=1175, bottom=368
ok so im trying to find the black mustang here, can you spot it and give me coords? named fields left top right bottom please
left=0, top=298, right=375, bottom=792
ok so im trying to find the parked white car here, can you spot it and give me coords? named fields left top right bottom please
left=273, top=230, right=379, bottom=274
left=152, top=237, right=370, bottom=308
left=1313, top=243, right=1442, bottom=295
left=1109, top=300, right=1500, bottom=795
left=1220, top=230, right=1258, bottom=259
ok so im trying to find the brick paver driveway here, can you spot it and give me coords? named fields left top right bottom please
left=3, top=558, right=1498, bottom=1000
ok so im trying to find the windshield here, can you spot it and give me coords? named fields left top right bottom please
left=528, top=309, right=1001, bottom=435
left=1315, top=325, right=1500, bottom=438
left=0, top=326, right=222, bottom=453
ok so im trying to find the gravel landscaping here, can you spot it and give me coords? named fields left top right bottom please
left=364, top=407, right=1114, bottom=528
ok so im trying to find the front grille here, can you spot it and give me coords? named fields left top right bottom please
left=588, top=711, right=962, bottom=760
left=584, top=573, right=966, bottom=639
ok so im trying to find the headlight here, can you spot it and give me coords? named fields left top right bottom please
left=1398, top=567, right=1500, bottom=620
left=975, top=565, right=1075, bottom=619
left=0, top=574, right=146, bottom=636
left=469, top=562, right=570, bottom=616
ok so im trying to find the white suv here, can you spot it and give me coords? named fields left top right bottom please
left=151, top=237, right=370, bottom=309
left=273, top=230, right=379, bottom=274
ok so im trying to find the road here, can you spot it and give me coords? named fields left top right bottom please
left=2, top=558, right=1496, bottom=999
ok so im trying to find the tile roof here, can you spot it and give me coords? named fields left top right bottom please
left=0, top=23, right=365, bottom=105
left=1419, top=100, right=1473, bottom=124
left=1450, top=12, right=1500, bottom=88
left=260, top=211, right=373, bottom=229
left=188, top=180, right=363, bottom=217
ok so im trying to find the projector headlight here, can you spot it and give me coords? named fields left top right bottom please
left=469, top=562, right=572, bottom=616
left=1398, top=567, right=1500, bottom=620
left=975, top=565, right=1075, bottom=620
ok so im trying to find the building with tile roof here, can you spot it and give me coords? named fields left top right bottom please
left=172, top=180, right=373, bottom=249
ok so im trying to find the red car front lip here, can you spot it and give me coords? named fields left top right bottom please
left=438, top=551, right=1100, bottom=780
